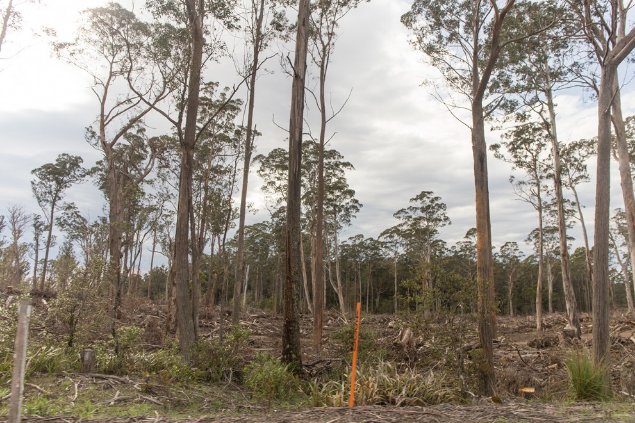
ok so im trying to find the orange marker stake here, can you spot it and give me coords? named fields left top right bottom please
left=348, top=302, right=362, bottom=408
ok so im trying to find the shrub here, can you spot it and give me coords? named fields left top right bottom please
left=192, top=326, right=251, bottom=383
left=136, top=347, right=196, bottom=382
left=565, top=350, right=610, bottom=401
left=244, top=353, right=301, bottom=403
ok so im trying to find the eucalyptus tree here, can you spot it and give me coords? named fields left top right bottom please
left=282, top=0, right=311, bottom=371
left=233, top=0, right=288, bottom=324
left=560, top=138, right=595, bottom=295
left=55, top=3, right=167, bottom=351
left=567, top=0, right=635, bottom=365
left=139, top=0, right=242, bottom=359
left=303, top=140, right=360, bottom=320
left=401, top=0, right=555, bottom=394
left=497, top=241, right=523, bottom=317
left=0, top=206, right=30, bottom=288
left=306, top=0, right=366, bottom=354
left=378, top=226, right=405, bottom=314
left=497, top=2, right=583, bottom=336
left=382, top=191, right=450, bottom=314
left=31, top=154, right=85, bottom=291
left=56, top=204, right=109, bottom=288
left=610, top=209, right=635, bottom=312
left=91, top=126, right=162, bottom=328
left=255, top=141, right=361, bottom=317
left=491, top=122, right=550, bottom=330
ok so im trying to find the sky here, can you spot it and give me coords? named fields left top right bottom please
left=1, top=0, right=634, bottom=266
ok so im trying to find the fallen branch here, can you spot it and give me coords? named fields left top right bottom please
left=26, top=382, right=51, bottom=395
left=139, top=394, right=163, bottom=406
left=514, top=345, right=540, bottom=372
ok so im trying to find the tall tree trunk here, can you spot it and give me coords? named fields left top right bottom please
left=312, top=41, right=327, bottom=354
left=174, top=0, right=204, bottom=360
left=234, top=0, right=266, bottom=324
left=593, top=63, right=616, bottom=365
left=471, top=100, right=496, bottom=395
left=545, top=83, right=581, bottom=336
left=611, top=80, right=635, bottom=315
left=282, top=0, right=310, bottom=371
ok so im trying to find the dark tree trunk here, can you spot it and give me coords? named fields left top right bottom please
left=282, top=0, right=310, bottom=372
left=174, top=0, right=205, bottom=360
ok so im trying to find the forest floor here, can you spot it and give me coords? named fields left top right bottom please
left=3, top=296, right=635, bottom=422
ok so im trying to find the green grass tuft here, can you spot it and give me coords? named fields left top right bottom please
left=565, top=350, right=611, bottom=401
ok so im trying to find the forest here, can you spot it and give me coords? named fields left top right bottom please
left=2, top=0, right=635, bottom=421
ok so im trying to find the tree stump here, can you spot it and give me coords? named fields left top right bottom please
left=80, top=348, right=96, bottom=373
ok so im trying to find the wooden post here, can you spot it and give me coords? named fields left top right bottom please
left=348, top=302, right=361, bottom=408
left=9, top=299, right=32, bottom=423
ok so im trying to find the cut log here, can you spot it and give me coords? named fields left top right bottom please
left=80, top=348, right=96, bottom=373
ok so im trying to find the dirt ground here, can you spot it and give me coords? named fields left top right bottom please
left=18, top=402, right=635, bottom=422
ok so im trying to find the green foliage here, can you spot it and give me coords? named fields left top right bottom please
left=27, top=345, right=79, bottom=376
left=137, top=346, right=196, bottom=383
left=566, top=350, right=611, bottom=401
left=117, top=325, right=143, bottom=352
left=192, top=326, right=251, bottom=383
left=332, top=323, right=382, bottom=364
left=24, top=396, right=55, bottom=416
left=309, top=361, right=461, bottom=407
left=244, top=353, right=301, bottom=403
left=45, top=276, right=110, bottom=347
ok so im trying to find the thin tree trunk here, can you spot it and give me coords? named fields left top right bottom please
left=40, top=197, right=58, bottom=290
left=547, top=257, right=553, bottom=314
left=570, top=184, right=593, bottom=310
left=234, top=0, right=266, bottom=324
left=394, top=256, right=398, bottom=314
left=300, top=233, right=312, bottom=314
left=545, top=82, right=580, bottom=336
left=333, top=222, right=346, bottom=318
left=610, top=232, right=634, bottom=312
left=148, top=227, right=157, bottom=299
left=508, top=271, right=514, bottom=317
left=611, top=80, right=635, bottom=316
left=32, top=229, right=40, bottom=290
left=535, top=191, right=544, bottom=331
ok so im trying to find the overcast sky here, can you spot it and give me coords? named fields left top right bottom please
left=1, top=0, right=635, bottom=264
